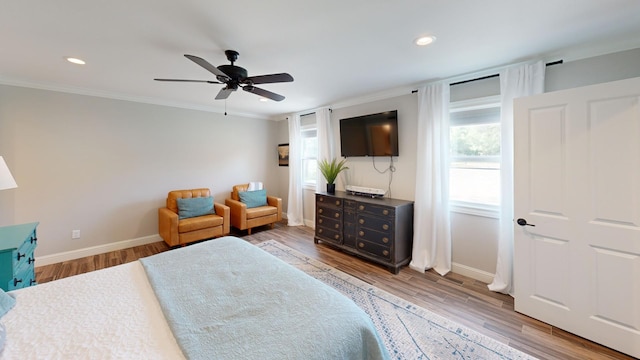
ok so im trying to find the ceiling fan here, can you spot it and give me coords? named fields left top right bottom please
left=155, top=50, right=294, bottom=102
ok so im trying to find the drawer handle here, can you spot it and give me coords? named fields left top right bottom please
left=14, top=278, right=22, bottom=286
left=319, top=219, right=323, bottom=224
left=334, top=234, right=340, bottom=240
left=28, top=257, right=35, bottom=264
left=383, top=237, right=389, bottom=243
left=358, top=242, right=365, bottom=248
left=359, top=231, right=365, bottom=237
left=17, top=253, right=25, bottom=261
left=359, top=205, right=365, bottom=211
left=318, top=229, right=323, bottom=234
left=382, top=209, right=389, bottom=215
left=31, top=236, right=38, bottom=244
left=382, top=224, right=389, bottom=230
left=334, top=213, right=340, bottom=218
left=319, top=208, right=323, bottom=214
left=334, top=224, right=339, bottom=229
left=359, top=219, right=365, bottom=225
left=383, top=250, right=389, bottom=256
left=335, top=200, right=341, bottom=206
left=30, top=279, right=37, bottom=286
left=319, top=197, right=324, bottom=202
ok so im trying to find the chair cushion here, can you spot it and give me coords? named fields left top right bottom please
left=178, top=214, right=224, bottom=233
left=176, top=196, right=215, bottom=219
left=246, top=206, right=277, bottom=220
left=238, top=189, right=267, bottom=208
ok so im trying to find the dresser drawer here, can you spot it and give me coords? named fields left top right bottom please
left=317, top=216, right=342, bottom=231
left=357, top=214, right=392, bottom=233
left=317, top=195, right=343, bottom=208
left=317, top=206, right=342, bottom=220
left=316, top=227, right=343, bottom=244
left=357, top=228, right=392, bottom=247
left=357, top=240, right=391, bottom=260
left=355, top=203, right=394, bottom=218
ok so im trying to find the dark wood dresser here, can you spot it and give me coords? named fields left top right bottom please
left=314, top=191, right=413, bottom=274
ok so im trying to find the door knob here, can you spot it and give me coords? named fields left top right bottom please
left=517, top=218, right=535, bottom=227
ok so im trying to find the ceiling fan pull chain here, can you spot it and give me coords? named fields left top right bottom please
left=224, top=99, right=227, bottom=116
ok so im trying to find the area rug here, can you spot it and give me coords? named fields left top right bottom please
left=257, top=240, right=536, bottom=360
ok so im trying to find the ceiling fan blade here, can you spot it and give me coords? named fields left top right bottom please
left=243, top=85, right=285, bottom=102
left=154, top=78, right=222, bottom=84
left=184, top=54, right=230, bottom=81
left=215, top=87, right=235, bottom=100
left=244, top=73, right=294, bottom=85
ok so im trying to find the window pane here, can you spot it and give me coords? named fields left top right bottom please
left=302, top=159, right=317, bottom=184
left=449, top=104, right=501, bottom=206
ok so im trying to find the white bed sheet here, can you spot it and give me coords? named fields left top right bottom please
left=3, top=261, right=185, bottom=359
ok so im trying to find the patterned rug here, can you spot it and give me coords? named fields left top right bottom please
left=257, top=240, right=536, bottom=360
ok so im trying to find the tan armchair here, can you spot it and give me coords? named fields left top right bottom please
left=158, top=188, right=230, bottom=247
left=225, top=184, right=282, bottom=234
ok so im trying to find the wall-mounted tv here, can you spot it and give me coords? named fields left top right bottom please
left=340, top=110, right=399, bottom=157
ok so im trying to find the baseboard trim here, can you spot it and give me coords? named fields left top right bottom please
left=451, top=262, right=495, bottom=284
left=35, top=234, right=163, bottom=267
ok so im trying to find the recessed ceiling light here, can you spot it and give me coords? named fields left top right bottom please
left=415, top=35, right=436, bottom=46
left=65, top=57, right=86, bottom=65
left=259, top=97, right=268, bottom=102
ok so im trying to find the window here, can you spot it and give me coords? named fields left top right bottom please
left=449, top=97, right=501, bottom=210
left=301, top=125, right=318, bottom=187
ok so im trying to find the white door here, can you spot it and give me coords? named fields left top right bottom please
left=514, top=76, right=640, bottom=358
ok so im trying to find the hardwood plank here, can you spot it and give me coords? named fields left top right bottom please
left=35, top=222, right=634, bottom=360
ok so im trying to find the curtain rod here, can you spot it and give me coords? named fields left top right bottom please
left=411, top=60, right=563, bottom=93
left=299, top=108, right=332, bottom=117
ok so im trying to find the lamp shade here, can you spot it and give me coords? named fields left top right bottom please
left=0, top=156, right=18, bottom=190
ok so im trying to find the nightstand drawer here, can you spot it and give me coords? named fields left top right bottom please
left=317, top=206, right=342, bottom=220
left=9, top=263, right=36, bottom=290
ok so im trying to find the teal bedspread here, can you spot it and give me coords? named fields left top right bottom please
left=140, top=236, right=389, bottom=360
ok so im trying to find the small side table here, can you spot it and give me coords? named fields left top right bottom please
left=0, top=222, right=39, bottom=291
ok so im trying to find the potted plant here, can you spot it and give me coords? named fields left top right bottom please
left=318, top=158, right=349, bottom=194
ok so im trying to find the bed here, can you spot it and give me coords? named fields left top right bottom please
left=1, top=236, right=389, bottom=359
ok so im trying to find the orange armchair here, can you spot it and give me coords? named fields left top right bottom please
left=225, top=184, right=282, bottom=234
left=158, top=188, right=230, bottom=246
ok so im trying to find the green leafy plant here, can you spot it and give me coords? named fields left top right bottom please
left=318, top=158, right=349, bottom=184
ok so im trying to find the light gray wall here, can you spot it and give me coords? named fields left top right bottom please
left=278, top=47, right=640, bottom=278
left=0, top=85, right=279, bottom=257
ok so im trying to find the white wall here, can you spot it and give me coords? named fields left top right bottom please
left=278, top=47, right=640, bottom=280
left=0, top=85, right=279, bottom=260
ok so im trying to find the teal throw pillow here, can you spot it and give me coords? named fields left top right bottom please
left=238, top=189, right=268, bottom=208
left=176, top=196, right=216, bottom=219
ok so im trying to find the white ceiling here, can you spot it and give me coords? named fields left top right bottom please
left=2, top=1, right=640, bottom=119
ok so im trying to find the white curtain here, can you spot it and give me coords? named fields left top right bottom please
left=409, top=82, right=452, bottom=276
left=287, top=113, right=304, bottom=226
left=489, top=61, right=545, bottom=294
left=315, top=107, right=334, bottom=192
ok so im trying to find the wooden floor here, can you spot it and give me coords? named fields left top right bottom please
left=36, top=221, right=632, bottom=360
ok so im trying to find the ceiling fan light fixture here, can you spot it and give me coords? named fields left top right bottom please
left=65, top=57, right=86, bottom=65
left=415, top=35, right=436, bottom=46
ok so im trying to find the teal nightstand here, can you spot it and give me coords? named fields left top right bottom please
left=0, top=222, right=39, bottom=291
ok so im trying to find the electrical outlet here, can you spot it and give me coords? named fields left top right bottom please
left=72, top=230, right=81, bottom=239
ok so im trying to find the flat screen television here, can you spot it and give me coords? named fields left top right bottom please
left=340, top=110, right=399, bottom=157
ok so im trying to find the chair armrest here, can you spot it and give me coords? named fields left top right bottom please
left=158, top=207, right=179, bottom=246
left=267, top=196, right=282, bottom=221
left=225, top=198, right=247, bottom=230
left=214, top=202, right=231, bottom=235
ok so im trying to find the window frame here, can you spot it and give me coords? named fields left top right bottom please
left=449, top=95, right=501, bottom=218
